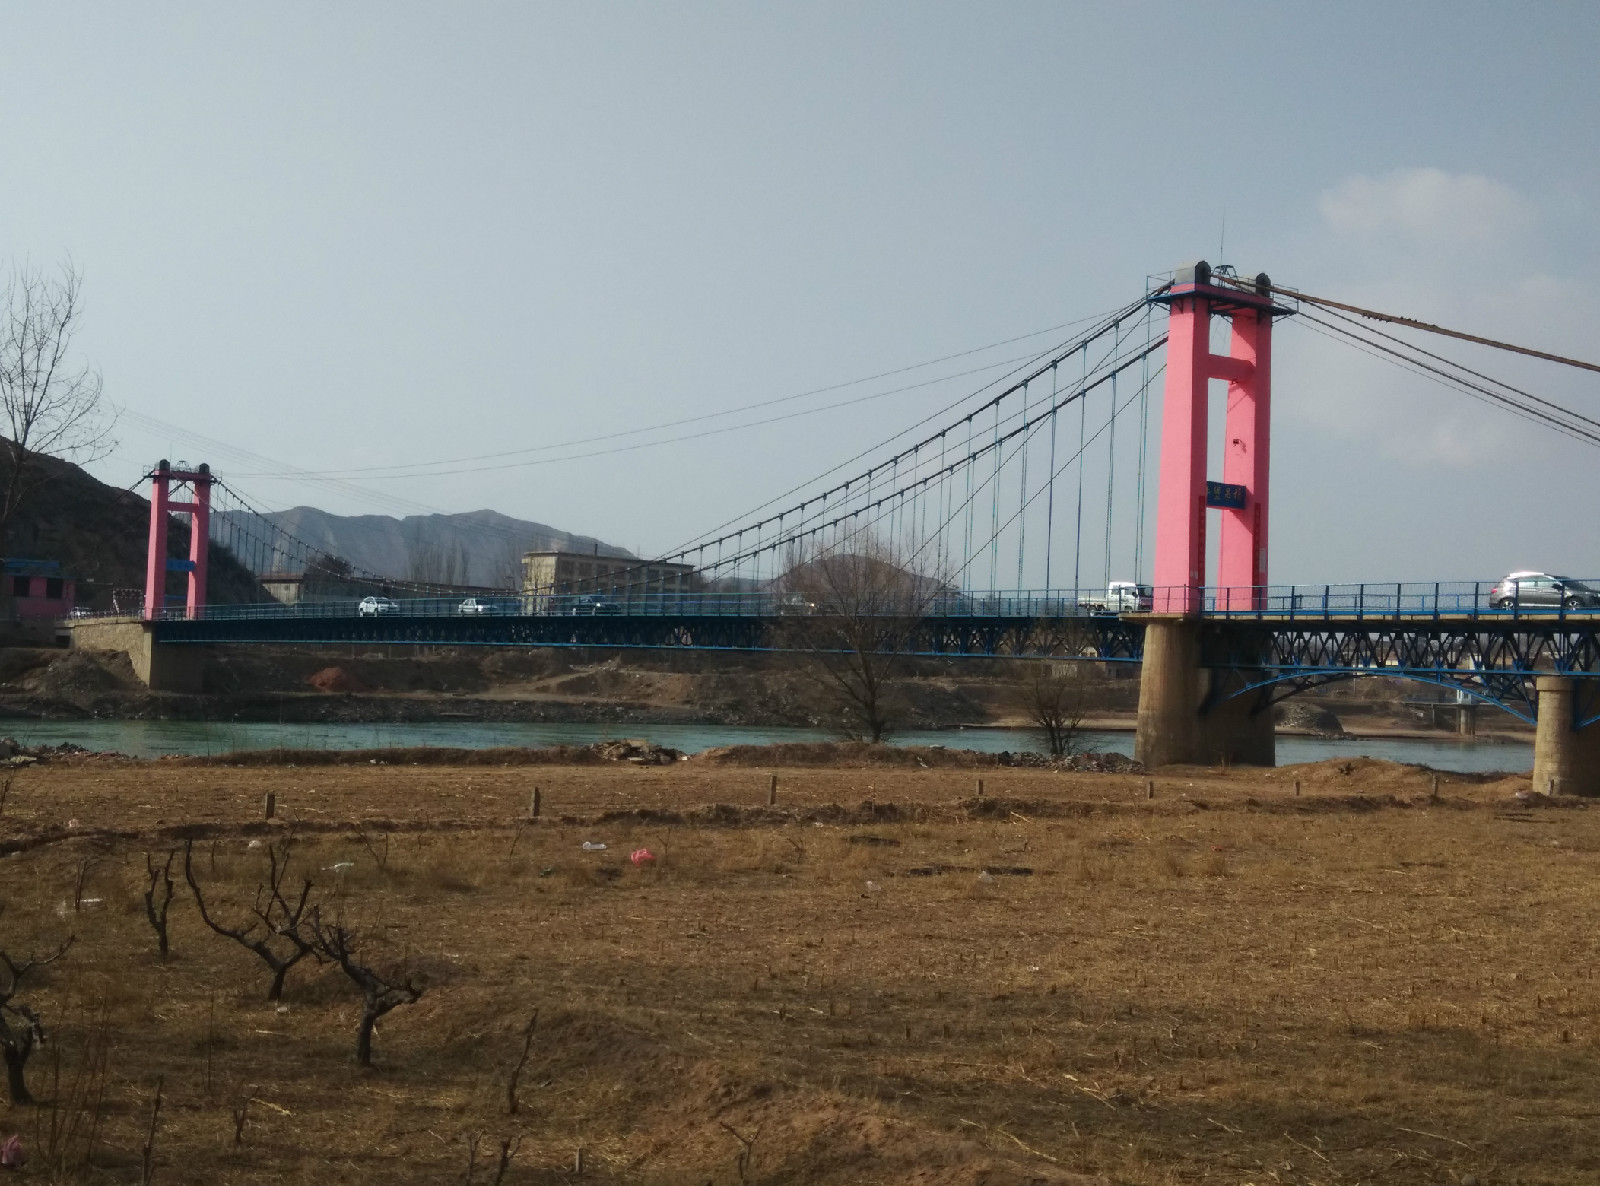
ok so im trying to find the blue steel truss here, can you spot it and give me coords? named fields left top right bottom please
left=1198, top=618, right=1600, bottom=725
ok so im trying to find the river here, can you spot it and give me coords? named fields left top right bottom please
left=0, top=718, right=1533, bottom=773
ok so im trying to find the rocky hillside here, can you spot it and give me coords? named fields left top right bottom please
left=225, top=506, right=632, bottom=587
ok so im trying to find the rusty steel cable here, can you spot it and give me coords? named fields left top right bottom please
left=1214, top=274, right=1600, bottom=375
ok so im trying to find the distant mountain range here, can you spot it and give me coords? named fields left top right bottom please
left=224, top=506, right=633, bottom=590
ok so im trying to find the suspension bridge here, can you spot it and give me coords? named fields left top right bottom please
left=67, top=261, right=1600, bottom=791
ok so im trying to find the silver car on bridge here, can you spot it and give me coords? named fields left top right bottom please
left=1489, top=572, right=1600, bottom=610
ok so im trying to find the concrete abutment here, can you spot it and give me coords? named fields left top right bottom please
left=66, top=618, right=204, bottom=694
left=1133, top=616, right=1274, bottom=768
left=1532, top=676, right=1600, bottom=796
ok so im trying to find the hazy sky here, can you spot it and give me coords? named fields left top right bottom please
left=2, top=2, right=1597, bottom=585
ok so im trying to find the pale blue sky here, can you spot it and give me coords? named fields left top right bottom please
left=2, top=2, right=1596, bottom=584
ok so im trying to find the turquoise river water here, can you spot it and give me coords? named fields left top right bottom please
left=0, top=718, right=1533, bottom=773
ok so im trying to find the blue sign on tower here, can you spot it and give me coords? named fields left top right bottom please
left=1205, top=481, right=1247, bottom=510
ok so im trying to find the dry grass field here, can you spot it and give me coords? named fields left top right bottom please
left=0, top=748, right=1588, bottom=1185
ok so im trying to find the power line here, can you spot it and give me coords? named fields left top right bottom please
left=233, top=348, right=1067, bottom=482
left=236, top=310, right=1126, bottom=479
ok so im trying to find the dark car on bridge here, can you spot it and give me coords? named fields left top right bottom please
left=1490, top=572, right=1600, bottom=611
left=568, top=595, right=622, bottom=616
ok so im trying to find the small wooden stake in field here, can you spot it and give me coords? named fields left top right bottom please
left=768, top=774, right=778, bottom=806
left=529, top=786, right=541, bottom=820
left=1431, top=772, right=1440, bottom=799
left=1146, top=779, right=1154, bottom=800
left=573, top=1146, right=585, bottom=1176
left=976, top=778, right=984, bottom=799
left=263, top=790, right=275, bottom=820
left=1294, top=780, right=1301, bottom=797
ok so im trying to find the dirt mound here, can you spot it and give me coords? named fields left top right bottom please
left=183, top=740, right=683, bottom=767
left=28, top=648, right=140, bottom=700
left=695, top=741, right=997, bottom=767
left=306, top=666, right=369, bottom=693
left=592, top=738, right=684, bottom=764
left=593, top=798, right=933, bottom=829
left=997, top=750, right=1144, bottom=772
left=1062, top=750, right=1144, bottom=772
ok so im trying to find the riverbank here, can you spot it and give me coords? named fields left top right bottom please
left=0, top=717, right=1536, bottom=772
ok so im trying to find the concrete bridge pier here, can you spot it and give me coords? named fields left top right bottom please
left=67, top=618, right=204, bottom=694
left=1134, top=616, right=1274, bottom=768
left=1533, top=676, right=1600, bottom=796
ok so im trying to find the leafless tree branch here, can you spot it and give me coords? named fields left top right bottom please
left=0, top=260, right=116, bottom=556
left=143, top=849, right=178, bottom=958
left=184, top=836, right=317, bottom=1000
left=0, top=932, right=74, bottom=1104
left=776, top=532, right=949, bottom=742
left=1024, top=661, right=1089, bottom=758
left=306, top=906, right=424, bottom=1067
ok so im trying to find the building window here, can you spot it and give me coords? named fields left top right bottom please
left=45, top=578, right=63, bottom=600
left=11, top=577, right=29, bottom=598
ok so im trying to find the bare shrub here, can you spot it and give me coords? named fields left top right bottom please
left=1023, top=661, right=1088, bottom=757
left=184, top=837, right=317, bottom=1000
left=306, top=907, right=424, bottom=1067
left=506, top=1010, right=538, bottom=1115
left=32, top=1007, right=110, bottom=1182
left=776, top=533, right=950, bottom=742
left=142, top=849, right=177, bottom=958
left=0, top=934, right=74, bottom=1104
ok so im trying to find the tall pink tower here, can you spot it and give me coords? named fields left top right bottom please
left=1150, top=263, right=1281, bottom=613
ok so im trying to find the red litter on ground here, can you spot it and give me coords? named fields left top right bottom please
left=630, top=848, right=656, bottom=864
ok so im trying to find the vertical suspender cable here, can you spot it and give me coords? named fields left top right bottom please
left=1104, top=355, right=1118, bottom=588
left=938, top=434, right=949, bottom=578
left=989, top=400, right=1001, bottom=592
left=1073, top=342, right=1087, bottom=597
left=1016, top=379, right=1030, bottom=591
left=1134, top=307, right=1152, bottom=581
left=1044, top=364, right=1059, bottom=591
left=963, top=417, right=975, bottom=584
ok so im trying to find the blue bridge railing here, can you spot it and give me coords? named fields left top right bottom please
left=69, top=578, right=1600, bottom=624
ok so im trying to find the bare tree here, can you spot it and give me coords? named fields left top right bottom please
left=776, top=534, right=948, bottom=743
left=307, top=907, right=424, bottom=1067
left=0, top=261, right=115, bottom=558
left=142, top=850, right=178, bottom=958
left=184, top=837, right=317, bottom=1000
left=1024, top=661, right=1089, bottom=758
left=0, top=935, right=73, bottom=1104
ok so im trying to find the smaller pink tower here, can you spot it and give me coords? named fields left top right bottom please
left=143, top=460, right=213, bottom=619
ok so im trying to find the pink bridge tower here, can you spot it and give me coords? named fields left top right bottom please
left=1150, top=263, right=1281, bottom=614
left=144, top=460, right=213, bottom=620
